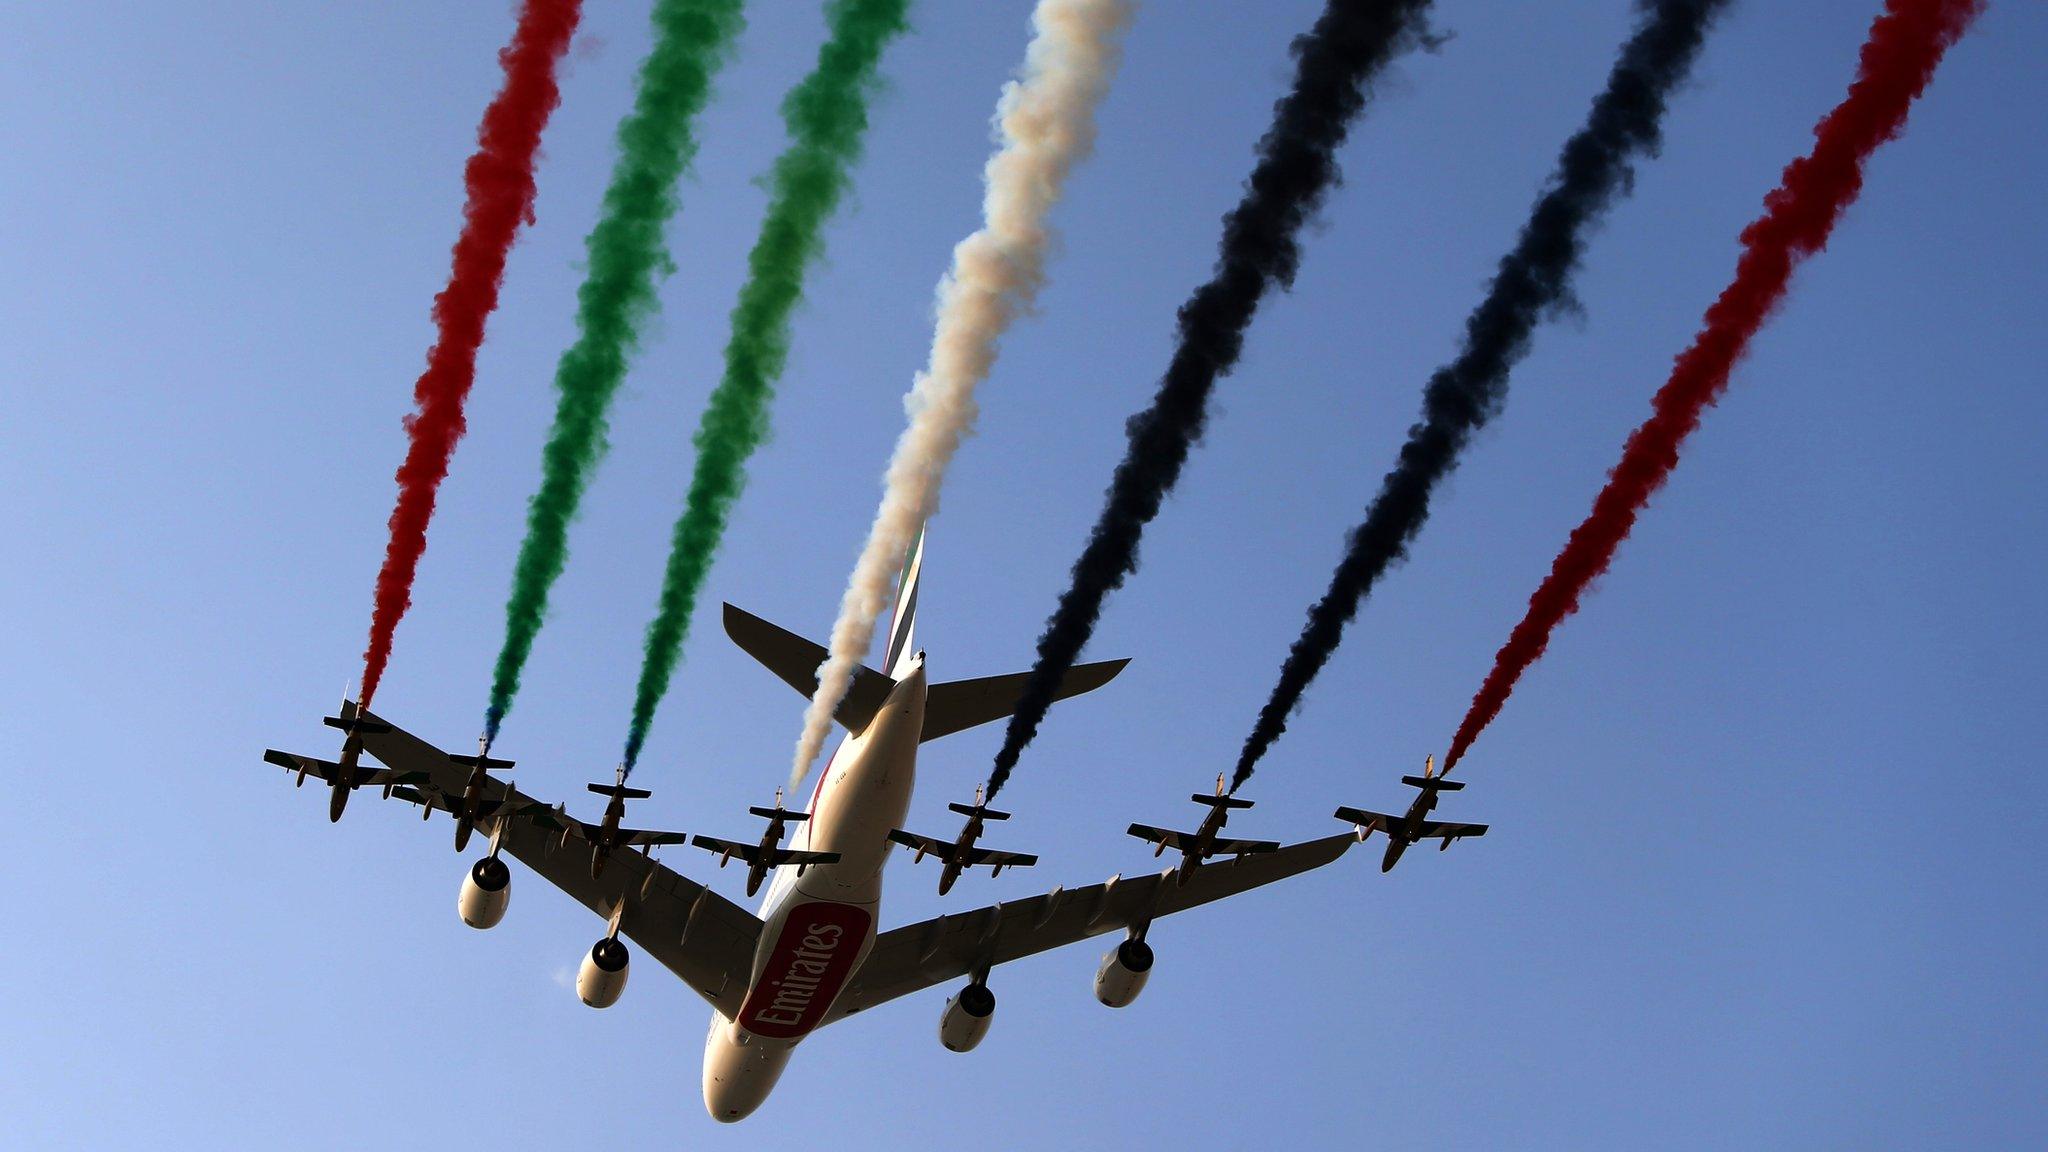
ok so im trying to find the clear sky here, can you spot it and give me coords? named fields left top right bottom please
left=2, top=1, right=2041, bottom=1146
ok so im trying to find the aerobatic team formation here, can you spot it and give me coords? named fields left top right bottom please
left=263, top=0, right=1985, bottom=1124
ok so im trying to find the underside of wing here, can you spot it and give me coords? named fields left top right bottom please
left=617, top=829, right=692, bottom=848
left=1125, top=824, right=1185, bottom=850
left=693, top=835, right=758, bottom=862
left=263, top=748, right=340, bottom=782
left=964, top=847, right=1039, bottom=868
left=827, top=833, right=1355, bottom=1025
left=348, top=711, right=763, bottom=1019
left=886, top=829, right=952, bottom=858
left=1207, top=838, right=1280, bottom=856
left=1414, top=820, right=1488, bottom=840
left=1334, top=807, right=1403, bottom=838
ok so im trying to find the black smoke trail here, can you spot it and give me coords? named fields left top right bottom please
left=986, top=0, right=1438, bottom=798
left=1231, top=0, right=1731, bottom=790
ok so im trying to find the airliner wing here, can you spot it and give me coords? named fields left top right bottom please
left=344, top=711, right=764, bottom=1019
left=824, top=833, right=1354, bottom=1025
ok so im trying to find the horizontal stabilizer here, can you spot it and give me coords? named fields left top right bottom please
left=920, top=658, right=1129, bottom=743
left=747, top=806, right=809, bottom=823
left=724, top=602, right=1129, bottom=741
left=723, top=603, right=895, bottom=733
left=450, top=754, right=515, bottom=771
left=588, top=782, right=653, bottom=800
left=947, top=801, right=1010, bottom=820
left=323, top=715, right=391, bottom=735
left=1191, top=793, right=1256, bottom=810
left=1402, top=774, right=1464, bottom=791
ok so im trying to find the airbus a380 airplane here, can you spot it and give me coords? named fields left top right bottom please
left=264, top=537, right=1355, bottom=1122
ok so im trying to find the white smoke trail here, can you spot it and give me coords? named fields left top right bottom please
left=790, top=0, right=1135, bottom=788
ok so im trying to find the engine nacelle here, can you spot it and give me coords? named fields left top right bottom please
left=937, top=983, right=995, bottom=1053
left=577, top=938, right=630, bottom=1009
left=458, top=856, right=511, bottom=930
left=1093, top=938, right=1153, bottom=1008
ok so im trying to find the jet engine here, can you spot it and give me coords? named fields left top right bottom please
left=937, top=983, right=995, bottom=1053
left=577, top=938, right=630, bottom=1009
left=1093, top=938, right=1153, bottom=1008
left=457, top=856, right=511, bottom=930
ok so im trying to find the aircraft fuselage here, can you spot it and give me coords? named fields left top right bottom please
left=701, top=658, right=926, bottom=1123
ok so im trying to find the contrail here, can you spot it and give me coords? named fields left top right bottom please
left=483, top=0, right=745, bottom=747
left=1444, top=0, right=1983, bottom=773
left=985, top=0, right=1437, bottom=800
left=1229, top=0, right=1730, bottom=792
left=620, top=0, right=912, bottom=774
left=358, top=0, right=582, bottom=710
left=789, top=0, right=1136, bottom=791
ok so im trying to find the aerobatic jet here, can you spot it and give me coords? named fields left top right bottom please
left=888, top=785, right=1038, bottom=895
left=555, top=767, right=692, bottom=880
left=1335, top=755, right=1489, bottom=872
left=1126, top=775, right=1280, bottom=885
left=262, top=705, right=424, bottom=822
left=693, top=791, right=841, bottom=897
left=259, top=532, right=1357, bottom=1121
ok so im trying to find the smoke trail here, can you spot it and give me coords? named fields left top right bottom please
left=1444, top=0, right=1983, bottom=773
left=358, top=1, right=582, bottom=709
left=983, top=0, right=1437, bottom=799
left=788, top=0, right=1136, bottom=790
left=1228, top=0, right=1729, bottom=791
left=620, top=0, right=912, bottom=774
left=483, top=0, right=745, bottom=746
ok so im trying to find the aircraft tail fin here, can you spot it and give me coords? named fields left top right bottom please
left=882, top=526, right=925, bottom=681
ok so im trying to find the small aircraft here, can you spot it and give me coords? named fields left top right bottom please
left=444, top=739, right=519, bottom=852
left=1334, top=755, right=1489, bottom=872
left=262, top=702, right=423, bottom=822
left=692, top=791, right=842, bottom=896
left=369, top=738, right=552, bottom=851
left=561, top=766, right=691, bottom=880
left=1127, top=775, right=1280, bottom=885
left=888, top=785, right=1039, bottom=895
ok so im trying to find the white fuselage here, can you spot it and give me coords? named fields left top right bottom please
left=701, top=659, right=926, bottom=1122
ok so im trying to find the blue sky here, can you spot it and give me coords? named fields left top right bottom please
left=1, top=1, right=2041, bottom=1146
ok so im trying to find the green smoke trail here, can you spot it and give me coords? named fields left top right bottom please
left=485, top=0, right=746, bottom=745
left=622, top=0, right=912, bottom=771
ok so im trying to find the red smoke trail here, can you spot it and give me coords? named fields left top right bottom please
left=1444, top=0, right=1981, bottom=772
left=359, top=0, right=582, bottom=708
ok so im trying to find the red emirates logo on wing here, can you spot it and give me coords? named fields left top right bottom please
left=736, top=901, right=872, bottom=1039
